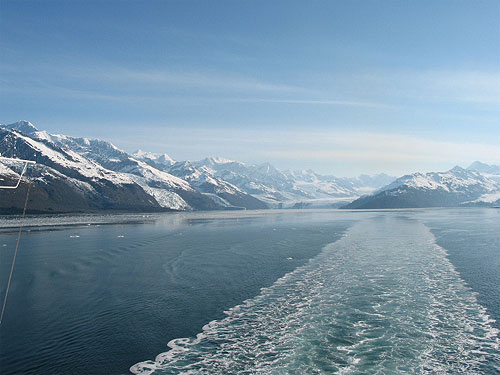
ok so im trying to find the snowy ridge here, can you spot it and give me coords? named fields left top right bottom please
left=380, top=166, right=498, bottom=194
left=168, top=161, right=245, bottom=195
left=122, top=159, right=193, bottom=191
left=30, top=132, right=190, bottom=191
left=16, top=131, right=134, bottom=184
left=3, top=120, right=499, bottom=212
left=286, top=169, right=357, bottom=197
left=165, top=161, right=268, bottom=209
left=133, top=150, right=176, bottom=167
left=345, top=166, right=500, bottom=209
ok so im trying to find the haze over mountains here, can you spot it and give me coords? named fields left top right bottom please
left=1, top=121, right=499, bottom=213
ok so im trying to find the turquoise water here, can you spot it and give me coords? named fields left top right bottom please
left=0, top=209, right=499, bottom=374
left=131, top=211, right=500, bottom=375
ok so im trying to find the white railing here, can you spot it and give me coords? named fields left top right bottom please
left=0, top=156, right=36, bottom=189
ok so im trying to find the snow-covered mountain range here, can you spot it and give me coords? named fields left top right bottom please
left=1, top=121, right=499, bottom=213
left=344, top=165, right=500, bottom=208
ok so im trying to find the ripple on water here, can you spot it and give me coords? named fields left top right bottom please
left=131, top=217, right=500, bottom=375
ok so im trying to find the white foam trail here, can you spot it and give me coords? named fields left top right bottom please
left=131, top=216, right=500, bottom=375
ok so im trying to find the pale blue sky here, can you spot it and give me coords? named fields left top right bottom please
left=1, top=0, right=499, bottom=176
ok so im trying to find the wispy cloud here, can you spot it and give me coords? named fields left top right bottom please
left=353, top=69, right=500, bottom=106
left=2, top=60, right=499, bottom=115
left=1, top=62, right=392, bottom=108
left=1, top=62, right=309, bottom=94
left=84, top=67, right=307, bottom=93
left=224, top=98, right=392, bottom=108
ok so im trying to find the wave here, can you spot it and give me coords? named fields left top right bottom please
left=131, top=216, right=500, bottom=374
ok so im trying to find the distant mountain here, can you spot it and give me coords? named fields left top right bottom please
left=132, top=150, right=176, bottom=168
left=166, top=161, right=267, bottom=209
left=344, top=166, right=500, bottom=209
left=467, top=161, right=500, bottom=175
left=192, top=157, right=307, bottom=204
left=467, top=161, right=500, bottom=185
left=191, top=158, right=375, bottom=208
left=348, top=173, right=396, bottom=191
left=285, top=170, right=395, bottom=196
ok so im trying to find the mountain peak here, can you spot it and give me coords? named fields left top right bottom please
left=467, top=161, right=500, bottom=175
left=133, top=150, right=175, bottom=165
left=449, top=165, right=465, bottom=172
left=133, top=149, right=157, bottom=159
left=3, top=120, right=38, bottom=135
left=206, top=156, right=235, bottom=165
left=468, top=161, right=487, bottom=169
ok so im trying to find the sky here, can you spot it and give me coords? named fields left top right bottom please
left=1, top=0, right=499, bottom=177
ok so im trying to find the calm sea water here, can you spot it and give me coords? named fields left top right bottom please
left=0, top=209, right=499, bottom=374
